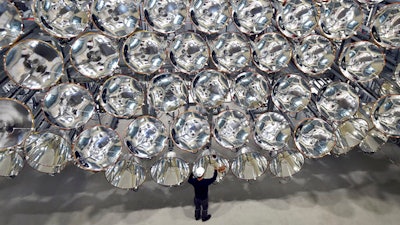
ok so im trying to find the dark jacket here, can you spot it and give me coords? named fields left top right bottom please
left=188, top=170, right=218, bottom=200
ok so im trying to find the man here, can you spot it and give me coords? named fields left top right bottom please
left=188, top=165, right=226, bottom=222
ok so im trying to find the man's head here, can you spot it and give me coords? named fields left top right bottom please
left=195, top=167, right=205, bottom=178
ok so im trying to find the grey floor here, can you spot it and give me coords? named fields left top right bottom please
left=1, top=143, right=400, bottom=225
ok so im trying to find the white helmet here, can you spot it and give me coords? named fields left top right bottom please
left=195, top=167, right=205, bottom=178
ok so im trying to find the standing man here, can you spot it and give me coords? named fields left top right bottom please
left=188, top=165, right=226, bottom=222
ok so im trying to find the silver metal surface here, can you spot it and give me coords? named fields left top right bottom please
left=355, top=102, right=375, bottom=129
left=276, top=0, right=317, bottom=39
left=371, top=3, right=400, bottom=49
left=70, top=32, right=119, bottom=79
left=293, top=34, right=335, bottom=75
left=191, top=69, right=229, bottom=108
left=0, top=0, right=23, bottom=49
left=189, top=0, right=230, bottom=34
left=24, top=132, right=71, bottom=174
left=192, top=149, right=229, bottom=182
left=32, top=0, right=90, bottom=38
left=148, top=73, right=188, bottom=112
left=317, top=82, right=360, bottom=121
left=232, top=71, right=270, bottom=109
left=252, top=32, right=292, bottom=73
left=339, top=41, right=385, bottom=82
left=125, top=116, right=167, bottom=159
left=144, top=0, right=187, bottom=33
left=169, top=32, right=209, bottom=73
left=0, top=98, right=34, bottom=149
left=210, top=32, right=250, bottom=73
left=213, top=110, right=250, bottom=149
left=318, top=0, right=363, bottom=40
left=231, top=146, right=268, bottom=180
left=171, top=111, right=210, bottom=152
left=269, top=150, right=304, bottom=178
left=333, top=118, right=369, bottom=154
left=73, top=126, right=122, bottom=172
left=91, top=0, right=140, bottom=38
left=272, top=74, right=311, bottom=112
left=371, top=95, right=400, bottom=137
left=105, top=155, right=146, bottom=190
left=294, top=118, right=336, bottom=158
left=122, top=31, right=166, bottom=74
left=254, top=112, right=291, bottom=151
left=42, top=84, right=95, bottom=129
left=100, top=75, right=144, bottom=118
left=4, top=39, right=64, bottom=90
left=0, top=0, right=399, bottom=189
left=232, top=0, right=273, bottom=34
left=395, top=63, right=400, bottom=88
left=150, top=151, right=190, bottom=186
left=0, top=150, right=24, bottom=177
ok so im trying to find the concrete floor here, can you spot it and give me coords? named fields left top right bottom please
left=1, top=143, right=400, bottom=225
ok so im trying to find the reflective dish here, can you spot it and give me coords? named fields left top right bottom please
left=125, top=116, right=167, bottom=159
left=91, top=0, right=140, bottom=38
left=0, top=98, right=34, bottom=149
left=148, top=73, right=188, bottom=112
left=252, top=32, right=292, bottom=73
left=293, top=34, right=335, bottom=75
left=272, top=74, right=311, bottom=112
left=32, top=0, right=90, bottom=38
left=105, top=155, right=146, bottom=190
left=5, top=39, right=64, bottom=90
left=232, top=0, right=273, bottom=34
left=339, top=41, right=385, bottom=82
left=144, top=0, right=187, bottom=33
left=317, top=82, right=359, bottom=121
left=371, top=3, right=400, bottom=49
left=358, top=128, right=388, bottom=153
left=191, top=69, right=229, bottom=108
left=70, top=32, right=119, bottom=79
left=210, top=32, right=250, bottom=72
left=171, top=111, right=210, bottom=152
left=150, top=151, right=190, bottom=186
left=24, top=132, right=71, bottom=174
left=371, top=95, right=400, bottom=137
left=123, top=31, right=166, bottom=74
left=0, top=150, right=24, bottom=177
left=379, top=80, right=400, bottom=96
left=0, top=0, right=23, bottom=49
left=169, top=32, right=209, bottom=73
left=294, top=118, right=336, bottom=158
left=189, top=0, right=231, bottom=34
left=254, top=112, right=291, bottom=151
left=356, top=0, right=384, bottom=5
left=100, top=75, right=144, bottom=118
left=42, top=83, right=95, bottom=129
left=193, top=149, right=229, bottom=182
left=73, top=126, right=122, bottom=171
left=318, top=0, right=363, bottom=40
left=269, top=150, right=304, bottom=178
left=333, top=118, right=369, bottom=154
left=213, top=110, right=250, bottom=149
left=276, top=0, right=317, bottom=39
left=231, top=146, right=268, bottom=180
left=233, top=71, right=270, bottom=109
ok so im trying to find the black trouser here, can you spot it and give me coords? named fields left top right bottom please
left=194, top=197, right=208, bottom=219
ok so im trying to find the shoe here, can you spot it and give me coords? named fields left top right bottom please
left=195, top=216, right=201, bottom=221
left=202, top=215, right=211, bottom=222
